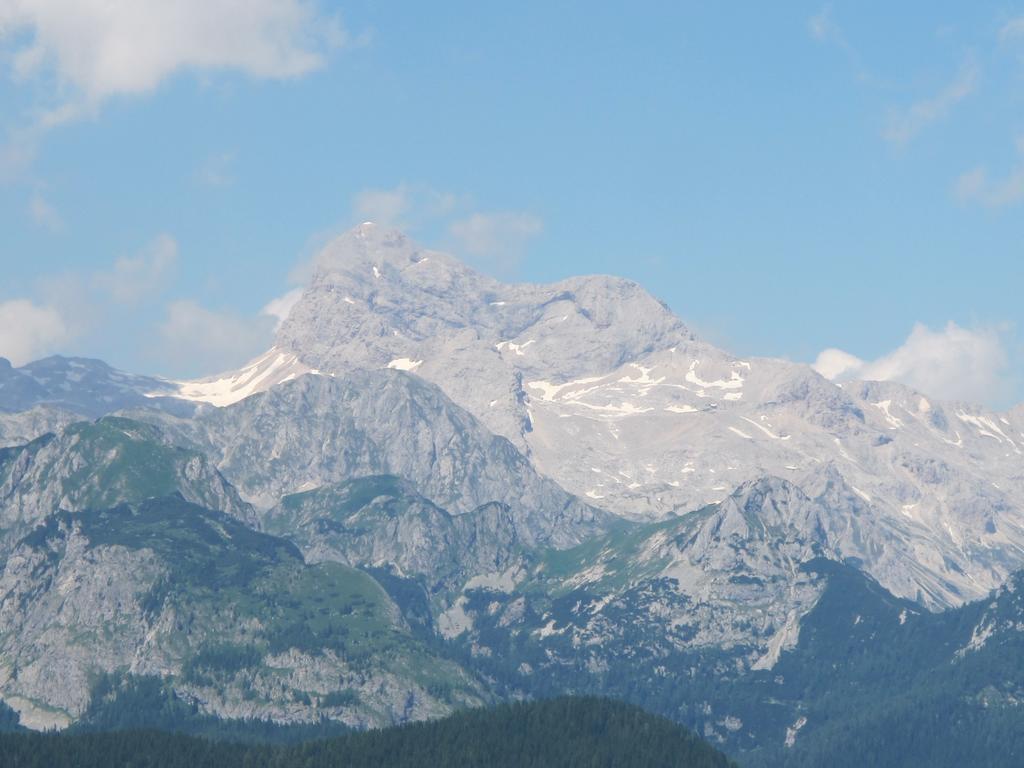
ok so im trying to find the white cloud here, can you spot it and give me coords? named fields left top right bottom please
left=195, top=152, right=235, bottom=187
left=807, top=5, right=868, bottom=80
left=884, top=61, right=978, bottom=144
left=958, top=166, right=1024, bottom=205
left=807, top=7, right=833, bottom=42
left=351, top=183, right=459, bottom=228
left=93, top=234, right=178, bottom=303
left=0, top=299, right=70, bottom=365
left=954, top=138, right=1024, bottom=208
left=352, top=186, right=411, bottom=226
left=159, top=299, right=275, bottom=376
left=808, top=5, right=849, bottom=46
left=999, top=17, right=1024, bottom=41
left=28, top=189, right=61, bottom=230
left=449, top=211, right=544, bottom=272
left=0, top=0, right=345, bottom=120
left=814, top=322, right=1012, bottom=405
left=261, top=287, right=303, bottom=330
left=812, top=348, right=864, bottom=380
left=954, top=167, right=988, bottom=201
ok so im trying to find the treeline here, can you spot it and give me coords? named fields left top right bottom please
left=0, top=696, right=735, bottom=768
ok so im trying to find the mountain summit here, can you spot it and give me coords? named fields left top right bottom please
left=272, top=222, right=697, bottom=446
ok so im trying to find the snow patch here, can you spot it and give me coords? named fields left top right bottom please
left=665, top=404, right=698, bottom=414
left=387, top=358, right=423, bottom=372
left=570, top=401, right=654, bottom=415
left=685, top=360, right=745, bottom=390
left=957, top=410, right=1020, bottom=453
left=740, top=416, right=787, bottom=440
left=851, top=486, right=872, bottom=503
left=874, top=400, right=904, bottom=429
left=495, top=340, right=535, bottom=356
left=164, top=347, right=317, bottom=407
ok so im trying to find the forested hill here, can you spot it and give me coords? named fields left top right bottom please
left=0, top=697, right=736, bottom=768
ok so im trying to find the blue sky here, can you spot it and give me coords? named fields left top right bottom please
left=0, top=1, right=1022, bottom=407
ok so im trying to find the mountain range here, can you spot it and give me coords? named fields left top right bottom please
left=0, top=223, right=1021, bottom=764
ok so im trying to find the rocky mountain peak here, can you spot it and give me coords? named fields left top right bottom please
left=309, top=223, right=466, bottom=283
left=717, top=476, right=825, bottom=540
left=277, top=224, right=694, bottom=377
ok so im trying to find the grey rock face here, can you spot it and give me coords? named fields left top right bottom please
left=267, top=476, right=527, bottom=597
left=0, top=517, right=166, bottom=721
left=0, top=406, right=78, bottom=448
left=0, top=498, right=488, bottom=729
left=129, top=371, right=609, bottom=549
left=0, top=416, right=255, bottom=547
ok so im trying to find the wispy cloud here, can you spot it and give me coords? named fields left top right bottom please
left=807, top=5, right=868, bottom=79
left=352, top=186, right=413, bottom=226
left=955, top=166, right=1024, bottom=207
left=195, top=152, right=236, bottom=188
left=814, top=321, right=1014, bottom=406
left=883, top=60, right=978, bottom=144
left=92, top=234, right=178, bottom=304
left=808, top=5, right=854, bottom=51
left=807, top=6, right=837, bottom=43
left=449, top=211, right=544, bottom=274
left=999, top=16, right=1024, bottom=42
left=351, top=183, right=459, bottom=228
left=954, top=136, right=1024, bottom=208
left=28, top=188, right=62, bottom=231
left=261, top=288, right=304, bottom=331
